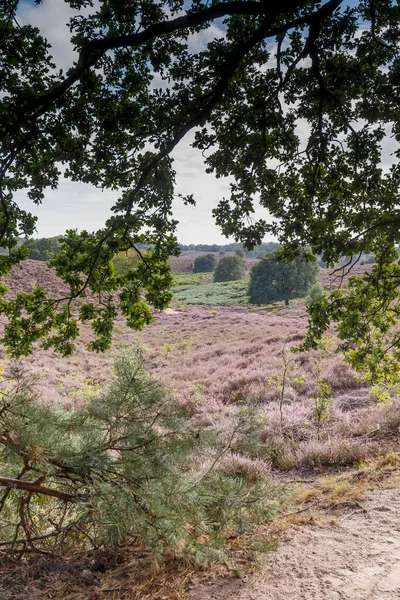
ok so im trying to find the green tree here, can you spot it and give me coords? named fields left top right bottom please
left=1, top=1, right=400, bottom=376
left=213, top=254, right=247, bottom=282
left=234, top=247, right=246, bottom=258
left=360, top=254, right=376, bottom=265
left=192, top=253, right=217, bottom=273
left=249, top=252, right=319, bottom=305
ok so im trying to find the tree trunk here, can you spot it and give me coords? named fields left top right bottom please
left=285, top=297, right=289, bottom=306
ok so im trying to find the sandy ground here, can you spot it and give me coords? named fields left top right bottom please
left=188, top=487, right=400, bottom=600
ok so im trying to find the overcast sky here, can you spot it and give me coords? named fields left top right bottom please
left=15, top=0, right=272, bottom=244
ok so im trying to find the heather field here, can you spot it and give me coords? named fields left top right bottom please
left=1, top=260, right=400, bottom=600
left=1, top=260, right=396, bottom=472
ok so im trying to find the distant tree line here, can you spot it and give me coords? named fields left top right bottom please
left=180, top=242, right=280, bottom=257
left=23, top=237, right=63, bottom=261
left=0, top=235, right=378, bottom=271
left=0, top=236, right=63, bottom=261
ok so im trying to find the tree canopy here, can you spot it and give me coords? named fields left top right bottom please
left=193, top=253, right=218, bottom=273
left=1, top=0, right=400, bottom=376
left=249, top=251, right=319, bottom=305
left=213, top=254, right=247, bottom=282
left=23, top=237, right=62, bottom=262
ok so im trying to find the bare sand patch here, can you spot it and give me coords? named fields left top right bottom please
left=188, top=487, right=400, bottom=600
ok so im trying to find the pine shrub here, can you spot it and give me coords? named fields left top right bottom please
left=0, top=348, right=277, bottom=562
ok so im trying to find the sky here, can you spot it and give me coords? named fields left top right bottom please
left=15, top=0, right=267, bottom=244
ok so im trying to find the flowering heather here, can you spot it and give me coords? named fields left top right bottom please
left=320, top=263, right=373, bottom=291
left=1, top=260, right=398, bottom=471
left=214, top=452, right=272, bottom=481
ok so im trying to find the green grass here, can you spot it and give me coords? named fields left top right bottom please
left=172, top=272, right=213, bottom=287
left=171, top=273, right=308, bottom=308
left=172, top=279, right=249, bottom=305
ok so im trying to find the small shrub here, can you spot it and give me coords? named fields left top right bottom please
left=265, top=345, right=305, bottom=429
left=264, top=437, right=379, bottom=470
left=216, top=453, right=271, bottom=481
left=294, top=439, right=379, bottom=467
left=160, top=336, right=193, bottom=358
left=308, top=282, right=324, bottom=301
left=323, top=359, right=363, bottom=391
left=311, top=361, right=332, bottom=440
left=0, top=349, right=279, bottom=563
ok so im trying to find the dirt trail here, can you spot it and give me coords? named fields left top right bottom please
left=188, top=487, right=400, bottom=600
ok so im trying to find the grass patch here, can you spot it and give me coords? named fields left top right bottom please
left=172, top=280, right=249, bottom=305
left=172, top=272, right=213, bottom=287
left=287, top=452, right=400, bottom=517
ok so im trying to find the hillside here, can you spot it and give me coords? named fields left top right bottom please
left=0, top=259, right=389, bottom=469
left=0, top=260, right=399, bottom=599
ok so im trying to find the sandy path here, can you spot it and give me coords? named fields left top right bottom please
left=188, top=487, right=400, bottom=600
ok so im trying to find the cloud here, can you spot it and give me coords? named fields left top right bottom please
left=187, top=22, right=225, bottom=54
left=172, top=131, right=274, bottom=244
left=18, top=0, right=81, bottom=73
left=13, top=180, right=118, bottom=237
left=13, top=129, right=273, bottom=245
